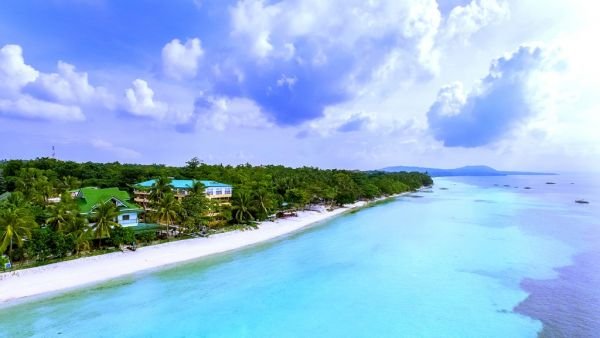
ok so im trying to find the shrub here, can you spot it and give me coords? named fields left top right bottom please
left=135, top=231, right=157, bottom=244
left=108, top=227, right=136, bottom=247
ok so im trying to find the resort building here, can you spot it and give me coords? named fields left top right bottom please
left=72, top=187, right=143, bottom=227
left=133, top=179, right=233, bottom=209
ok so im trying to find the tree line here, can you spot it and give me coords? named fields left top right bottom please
left=0, top=157, right=432, bottom=267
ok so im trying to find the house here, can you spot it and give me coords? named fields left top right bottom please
left=72, top=187, right=143, bottom=227
left=133, top=179, right=233, bottom=209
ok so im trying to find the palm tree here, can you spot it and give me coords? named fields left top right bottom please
left=154, top=193, right=180, bottom=237
left=0, top=206, right=38, bottom=260
left=232, top=190, right=255, bottom=224
left=150, top=176, right=172, bottom=203
left=47, top=193, right=79, bottom=232
left=68, top=216, right=91, bottom=254
left=189, top=181, right=206, bottom=196
left=57, top=176, right=81, bottom=193
left=91, top=202, right=120, bottom=240
left=253, top=187, right=274, bottom=220
left=46, top=205, right=72, bottom=232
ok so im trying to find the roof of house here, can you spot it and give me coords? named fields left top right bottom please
left=135, top=179, right=232, bottom=189
left=0, top=192, right=11, bottom=201
left=74, top=187, right=142, bottom=214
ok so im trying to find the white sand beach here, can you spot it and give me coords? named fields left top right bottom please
left=0, top=198, right=393, bottom=304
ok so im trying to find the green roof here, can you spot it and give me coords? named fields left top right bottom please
left=135, top=179, right=232, bottom=189
left=75, top=187, right=142, bottom=214
left=129, top=223, right=163, bottom=233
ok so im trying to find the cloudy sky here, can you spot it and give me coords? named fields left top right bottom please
left=0, top=0, right=598, bottom=171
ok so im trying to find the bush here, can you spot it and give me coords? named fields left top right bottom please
left=48, top=230, right=75, bottom=258
left=108, top=227, right=136, bottom=247
left=26, top=228, right=76, bottom=261
left=135, top=231, right=157, bottom=244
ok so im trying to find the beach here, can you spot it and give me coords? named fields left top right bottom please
left=0, top=199, right=380, bottom=304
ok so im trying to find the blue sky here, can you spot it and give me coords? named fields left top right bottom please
left=0, top=0, right=598, bottom=171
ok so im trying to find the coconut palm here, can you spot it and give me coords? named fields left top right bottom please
left=0, top=206, right=38, bottom=260
left=91, top=202, right=120, bottom=240
left=68, top=216, right=91, bottom=254
left=253, top=187, right=275, bottom=220
left=150, top=176, right=172, bottom=203
left=189, top=181, right=206, bottom=196
left=47, top=193, right=80, bottom=232
left=232, top=190, right=255, bottom=224
left=154, top=193, right=180, bottom=237
left=58, top=176, right=81, bottom=193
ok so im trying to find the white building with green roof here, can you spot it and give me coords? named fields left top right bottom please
left=72, top=187, right=143, bottom=227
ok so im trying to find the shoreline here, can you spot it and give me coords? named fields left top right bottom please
left=0, top=193, right=405, bottom=305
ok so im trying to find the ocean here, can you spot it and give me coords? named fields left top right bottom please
left=0, top=175, right=598, bottom=337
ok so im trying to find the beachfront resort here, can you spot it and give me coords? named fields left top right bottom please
left=0, top=159, right=431, bottom=274
left=68, top=178, right=234, bottom=236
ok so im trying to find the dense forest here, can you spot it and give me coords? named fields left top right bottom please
left=0, top=157, right=432, bottom=268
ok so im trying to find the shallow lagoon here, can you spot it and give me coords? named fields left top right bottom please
left=1, top=175, right=598, bottom=337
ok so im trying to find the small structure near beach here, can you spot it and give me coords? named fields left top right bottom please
left=72, top=187, right=143, bottom=227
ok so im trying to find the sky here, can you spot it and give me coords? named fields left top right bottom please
left=0, top=0, right=599, bottom=171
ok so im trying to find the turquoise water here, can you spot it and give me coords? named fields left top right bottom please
left=1, top=176, right=598, bottom=337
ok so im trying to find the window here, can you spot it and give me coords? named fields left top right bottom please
left=122, top=214, right=130, bottom=221
left=216, top=188, right=222, bottom=195
left=224, top=188, right=232, bottom=194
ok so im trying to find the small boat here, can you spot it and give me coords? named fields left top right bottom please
left=575, top=200, right=589, bottom=204
left=524, top=187, right=532, bottom=189
left=546, top=182, right=556, bottom=185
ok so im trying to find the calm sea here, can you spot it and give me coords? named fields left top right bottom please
left=0, top=175, right=598, bottom=337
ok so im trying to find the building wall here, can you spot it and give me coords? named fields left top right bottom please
left=118, top=212, right=139, bottom=227
left=204, top=186, right=233, bottom=198
left=133, top=186, right=233, bottom=206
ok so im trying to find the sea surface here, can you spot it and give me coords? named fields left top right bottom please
left=0, top=175, right=598, bottom=337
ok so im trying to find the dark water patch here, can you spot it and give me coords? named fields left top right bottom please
left=574, top=200, right=590, bottom=204
left=474, top=199, right=496, bottom=204
left=515, top=251, right=600, bottom=337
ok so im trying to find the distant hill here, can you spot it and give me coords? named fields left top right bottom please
left=379, top=165, right=555, bottom=177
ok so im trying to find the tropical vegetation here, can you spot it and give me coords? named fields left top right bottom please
left=0, top=157, right=432, bottom=268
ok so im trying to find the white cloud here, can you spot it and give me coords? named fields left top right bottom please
left=25, top=61, right=113, bottom=108
left=124, top=79, right=169, bottom=119
left=91, top=139, right=141, bottom=159
left=161, top=38, right=204, bottom=80
left=276, top=74, right=297, bottom=88
left=0, top=96, right=84, bottom=121
left=0, top=44, right=110, bottom=121
left=193, top=96, right=272, bottom=131
left=443, top=0, right=509, bottom=43
left=229, top=0, right=443, bottom=76
left=427, top=45, right=561, bottom=147
left=0, top=44, right=39, bottom=96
